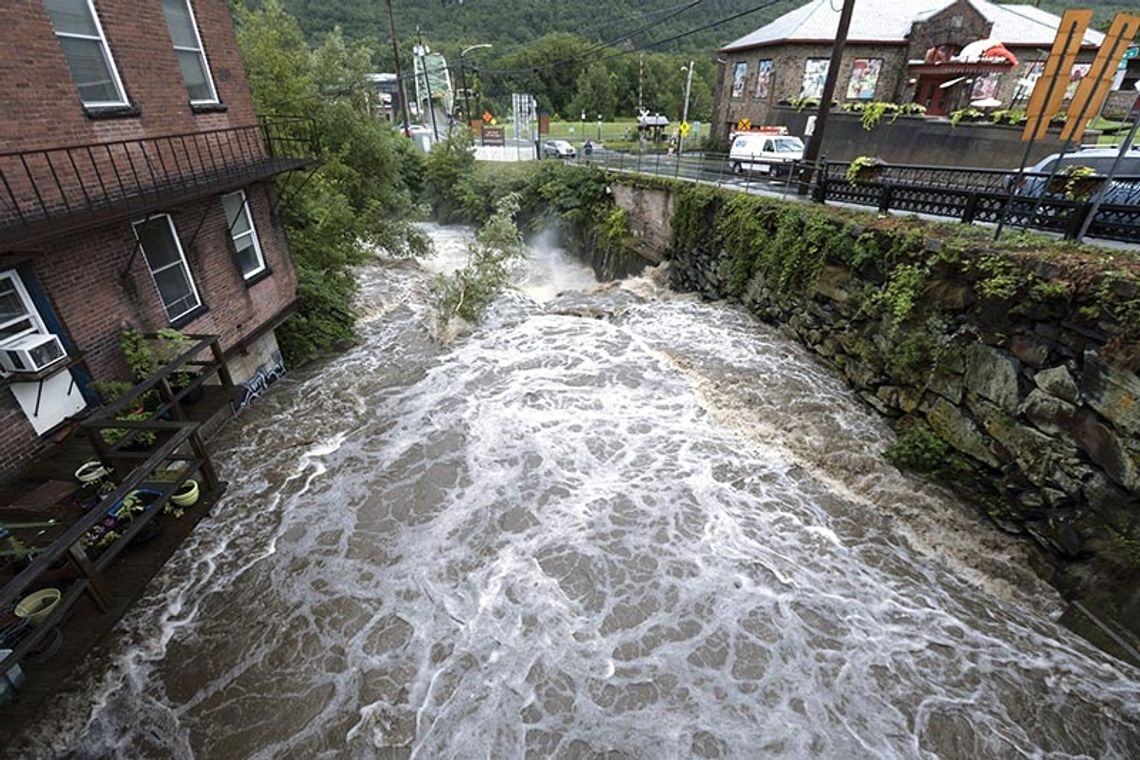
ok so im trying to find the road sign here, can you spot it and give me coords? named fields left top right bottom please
left=736, top=118, right=752, bottom=131
left=679, top=121, right=691, bottom=137
left=482, top=127, right=505, bottom=146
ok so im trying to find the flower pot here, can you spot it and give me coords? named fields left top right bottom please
left=75, top=460, right=109, bottom=485
left=171, top=479, right=199, bottom=507
left=15, top=588, right=61, bottom=627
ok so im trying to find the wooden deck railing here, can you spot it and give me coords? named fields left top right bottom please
left=0, top=334, right=233, bottom=683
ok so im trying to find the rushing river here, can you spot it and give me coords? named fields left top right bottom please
left=17, top=225, right=1140, bottom=758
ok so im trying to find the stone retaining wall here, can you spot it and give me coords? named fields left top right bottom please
left=611, top=180, right=1140, bottom=636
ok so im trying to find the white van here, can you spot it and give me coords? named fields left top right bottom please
left=728, top=133, right=805, bottom=175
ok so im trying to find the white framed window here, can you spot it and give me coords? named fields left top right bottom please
left=0, top=271, right=48, bottom=347
left=221, top=191, right=267, bottom=280
left=43, top=0, right=129, bottom=107
left=133, top=215, right=202, bottom=323
left=161, top=0, right=218, bottom=104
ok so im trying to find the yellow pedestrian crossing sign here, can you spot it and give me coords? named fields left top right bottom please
left=679, top=121, right=691, bottom=137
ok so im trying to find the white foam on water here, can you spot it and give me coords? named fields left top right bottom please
left=15, top=225, right=1140, bottom=759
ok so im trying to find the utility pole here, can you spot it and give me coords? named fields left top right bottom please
left=385, top=0, right=411, bottom=137
left=800, top=0, right=856, bottom=195
left=638, top=52, right=645, bottom=114
left=678, top=60, right=694, bottom=155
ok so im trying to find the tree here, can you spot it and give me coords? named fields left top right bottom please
left=234, top=0, right=427, bottom=365
left=570, top=63, right=619, bottom=121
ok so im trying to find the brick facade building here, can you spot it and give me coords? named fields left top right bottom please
left=0, top=0, right=314, bottom=475
left=714, top=0, right=1106, bottom=139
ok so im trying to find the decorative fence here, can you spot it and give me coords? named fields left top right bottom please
left=574, top=150, right=1140, bottom=245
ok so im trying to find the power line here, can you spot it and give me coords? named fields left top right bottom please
left=477, top=0, right=705, bottom=76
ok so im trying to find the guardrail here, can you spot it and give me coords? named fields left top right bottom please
left=568, top=149, right=1140, bottom=244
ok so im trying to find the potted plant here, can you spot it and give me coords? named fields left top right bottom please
left=14, top=588, right=61, bottom=627
left=846, top=155, right=885, bottom=185
left=171, top=479, right=199, bottom=508
left=1047, top=165, right=1103, bottom=201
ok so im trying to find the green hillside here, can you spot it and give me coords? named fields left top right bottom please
left=278, top=0, right=801, bottom=55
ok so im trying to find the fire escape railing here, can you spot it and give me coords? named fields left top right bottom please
left=0, top=116, right=319, bottom=248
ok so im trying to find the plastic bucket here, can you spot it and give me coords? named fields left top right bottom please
left=75, top=460, right=109, bottom=484
left=171, top=479, right=199, bottom=507
left=0, top=649, right=25, bottom=707
left=15, top=588, right=61, bottom=627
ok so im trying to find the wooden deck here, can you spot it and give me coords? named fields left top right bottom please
left=0, top=384, right=241, bottom=745
left=0, top=479, right=224, bottom=746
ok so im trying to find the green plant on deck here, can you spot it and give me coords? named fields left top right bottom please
left=899, top=103, right=926, bottom=117
left=885, top=428, right=950, bottom=473
left=435, top=193, right=527, bottom=328
left=949, top=108, right=984, bottom=126
left=789, top=95, right=820, bottom=111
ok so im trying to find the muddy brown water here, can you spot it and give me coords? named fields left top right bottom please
left=15, top=225, right=1140, bottom=758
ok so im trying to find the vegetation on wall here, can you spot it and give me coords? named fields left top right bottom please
left=234, top=0, right=428, bottom=366
left=667, top=181, right=1140, bottom=370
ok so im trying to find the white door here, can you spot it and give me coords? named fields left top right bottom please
left=0, top=270, right=87, bottom=433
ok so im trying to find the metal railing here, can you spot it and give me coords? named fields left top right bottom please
left=568, top=149, right=1140, bottom=244
left=0, top=116, right=318, bottom=247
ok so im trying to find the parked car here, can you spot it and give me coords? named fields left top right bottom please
left=728, top=133, right=804, bottom=175
left=543, top=140, right=577, bottom=159
left=1012, top=145, right=1140, bottom=205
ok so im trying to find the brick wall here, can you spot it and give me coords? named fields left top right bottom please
left=0, top=0, right=256, bottom=152
left=0, top=181, right=296, bottom=476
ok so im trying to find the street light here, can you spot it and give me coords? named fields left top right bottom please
left=459, top=43, right=492, bottom=130
left=597, top=113, right=603, bottom=142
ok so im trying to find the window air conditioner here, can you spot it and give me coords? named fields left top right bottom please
left=0, top=333, right=67, bottom=373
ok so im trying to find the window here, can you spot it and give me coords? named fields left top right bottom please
left=0, top=272, right=47, bottom=346
left=133, top=215, right=202, bottom=322
left=161, top=0, right=217, bottom=104
left=43, top=0, right=128, bottom=107
left=221, top=191, right=267, bottom=280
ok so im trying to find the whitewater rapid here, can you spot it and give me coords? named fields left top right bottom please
left=14, top=224, right=1140, bottom=759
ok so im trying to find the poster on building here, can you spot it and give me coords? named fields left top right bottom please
left=1013, top=61, right=1045, bottom=103
left=731, top=62, right=748, bottom=98
left=1066, top=63, right=1091, bottom=100
left=846, top=58, right=881, bottom=100
left=801, top=59, right=829, bottom=99
left=971, top=73, right=1000, bottom=102
left=754, top=60, right=773, bottom=100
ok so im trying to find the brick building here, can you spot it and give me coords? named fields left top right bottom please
left=0, top=0, right=316, bottom=475
left=714, top=0, right=1106, bottom=138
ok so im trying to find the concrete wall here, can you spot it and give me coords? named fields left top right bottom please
left=770, top=106, right=1075, bottom=168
